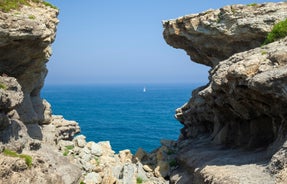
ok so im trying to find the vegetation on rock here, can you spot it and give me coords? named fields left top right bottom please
left=247, top=3, right=257, bottom=7
left=136, top=177, right=143, bottom=184
left=28, top=14, right=35, bottom=19
left=169, top=159, right=177, bottom=167
left=0, top=82, right=7, bottom=90
left=264, top=18, right=287, bottom=45
left=41, top=1, right=56, bottom=9
left=63, top=145, right=74, bottom=156
left=0, top=0, right=57, bottom=12
left=3, top=149, right=33, bottom=167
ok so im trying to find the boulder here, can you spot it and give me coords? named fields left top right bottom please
left=135, top=147, right=148, bottom=161
left=84, top=172, right=102, bottom=184
left=74, top=135, right=87, bottom=148
left=119, top=149, right=133, bottom=163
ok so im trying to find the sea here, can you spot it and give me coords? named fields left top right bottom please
left=42, top=83, right=200, bottom=153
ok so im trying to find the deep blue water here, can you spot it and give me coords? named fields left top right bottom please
left=42, top=84, right=199, bottom=153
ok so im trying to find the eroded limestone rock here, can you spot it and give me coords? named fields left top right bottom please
left=163, top=2, right=287, bottom=67
left=163, top=2, right=287, bottom=184
left=175, top=38, right=287, bottom=149
left=0, top=2, right=59, bottom=124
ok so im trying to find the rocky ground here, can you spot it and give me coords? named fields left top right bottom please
left=1, top=1, right=287, bottom=184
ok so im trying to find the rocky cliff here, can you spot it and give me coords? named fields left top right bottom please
left=163, top=2, right=287, bottom=184
left=2, top=1, right=287, bottom=184
left=0, top=1, right=57, bottom=124
left=0, top=1, right=83, bottom=183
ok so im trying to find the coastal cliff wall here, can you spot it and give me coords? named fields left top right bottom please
left=0, top=2, right=83, bottom=183
left=0, top=1, right=57, bottom=124
left=163, top=2, right=287, bottom=184
left=2, top=1, right=287, bottom=184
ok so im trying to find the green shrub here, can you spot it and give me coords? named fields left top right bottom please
left=0, top=83, right=7, bottom=90
left=94, top=157, right=100, bottom=166
left=19, top=154, right=33, bottom=167
left=28, top=14, right=35, bottom=19
left=136, top=177, right=143, bottom=184
left=63, top=145, right=74, bottom=156
left=261, top=50, right=267, bottom=55
left=42, top=1, right=57, bottom=9
left=63, top=150, right=69, bottom=156
left=3, top=149, right=18, bottom=157
left=247, top=3, right=257, bottom=6
left=3, top=149, right=33, bottom=167
left=65, top=145, right=74, bottom=150
left=169, top=159, right=178, bottom=167
left=263, top=18, right=287, bottom=45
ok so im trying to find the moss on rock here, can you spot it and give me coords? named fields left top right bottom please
left=0, top=0, right=57, bottom=12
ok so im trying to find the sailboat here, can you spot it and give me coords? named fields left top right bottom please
left=143, top=87, right=146, bottom=93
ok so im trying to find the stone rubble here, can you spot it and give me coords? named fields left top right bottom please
left=57, top=132, right=177, bottom=184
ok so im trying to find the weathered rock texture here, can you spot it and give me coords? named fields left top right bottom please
left=0, top=2, right=172, bottom=184
left=175, top=38, right=287, bottom=149
left=0, top=2, right=83, bottom=183
left=0, top=1, right=58, bottom=124
left=163, top=2, right=287, bottom=184
left=163, top=2, right=287, bottom=67
left=58, top=136, right=172, bottom=184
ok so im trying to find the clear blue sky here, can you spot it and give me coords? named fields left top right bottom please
left=46, top=0, right=281, bottom=84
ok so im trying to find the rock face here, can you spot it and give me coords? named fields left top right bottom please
left=0, top=1, right=58, bottom=124
left=163, top=2, right=287, bottom=67
left=163, top=2, right=287, bottom=184
left=3, top=1, right=287, bottom=184
left=0, top=0, right=59, bottom=151
left=0, top=2, right=171, bottom=184
left=175, top=38, right=287, bottom=149
left=0, top=2, right=83, bottom=184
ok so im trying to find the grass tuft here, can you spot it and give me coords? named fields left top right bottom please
left=42, top=1, right=57, bottom=9
left=263, top=18, right=287, bottom=45
left=94, top=156, right=100, bottom=166
left=0, top=0, right=57, bottom=12
left=63, top=145, right=74, bottom=156
left=28, top=14, right=35, bottom=19
left=247, top=3, right=257, bottom=7
left=3, top=149, right=33, bottom=167
left=19, top=154, right=33, bottom=167
left=136, top=177, right=143, bottom=184
left=261, top=50, right=267, bottom=55
left=65, top=145, right=74, bottom=150
left=0, top=83, right=7, bottom=90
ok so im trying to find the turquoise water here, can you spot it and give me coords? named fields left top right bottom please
left=42, top=84, right=198, bottom=153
